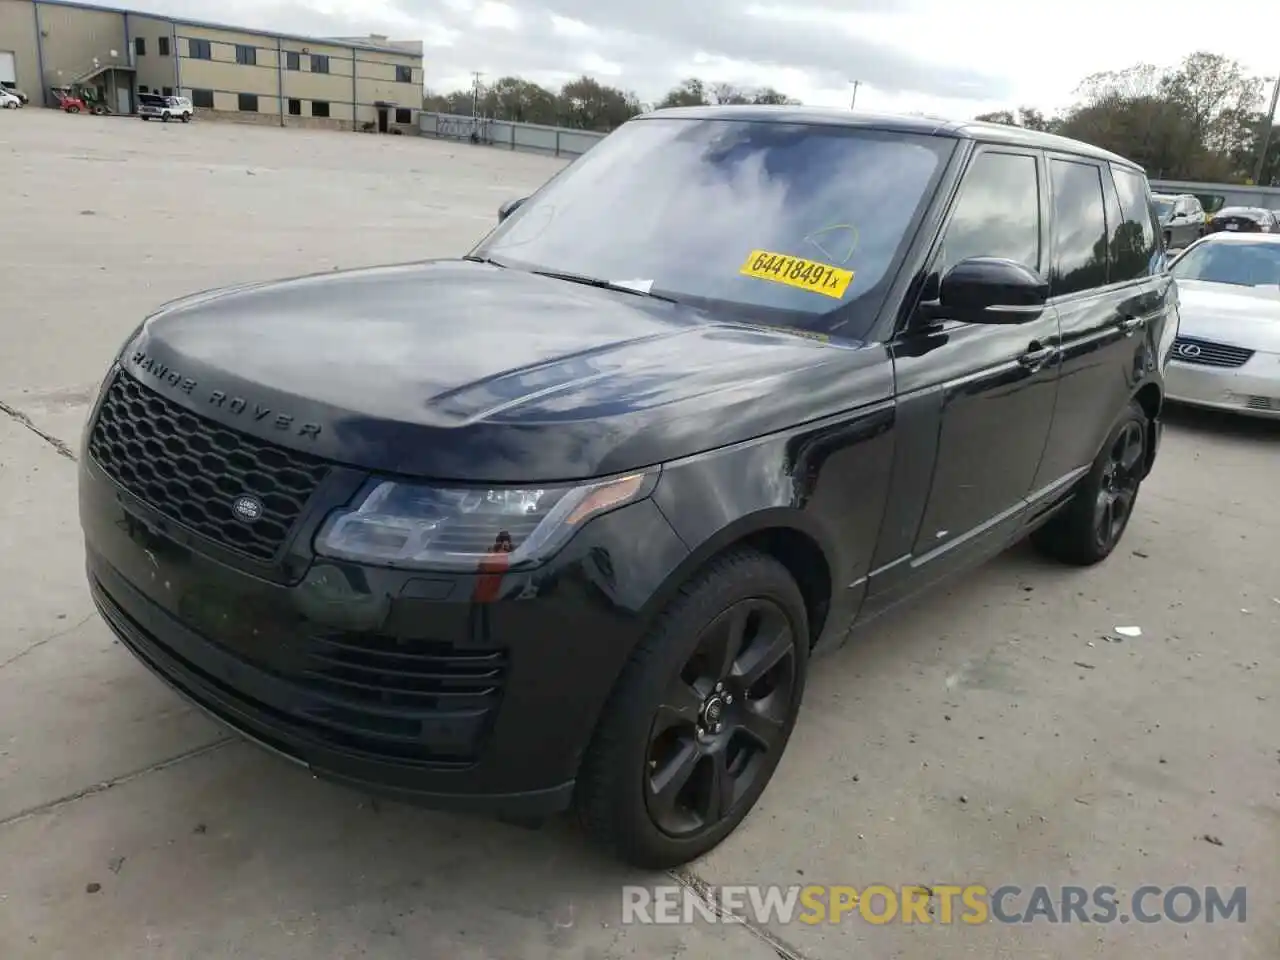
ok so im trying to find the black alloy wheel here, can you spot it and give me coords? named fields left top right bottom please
left=1031, top=398, right=1148, bottom=566
left=1094, top=419, right=1144, bottom=553
left=576, top=549, right=809, bottom=868
left=645, top=597, right=797, bottom=837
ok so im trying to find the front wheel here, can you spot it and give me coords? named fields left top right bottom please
left=576, top=549, right=809, bottom=868
left=1031, top=399, right=1148, bottom=566
left=67, top=106, right=80, bottom=113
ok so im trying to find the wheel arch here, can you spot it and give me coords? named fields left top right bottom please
left=642, top=508, right=835, bottom=650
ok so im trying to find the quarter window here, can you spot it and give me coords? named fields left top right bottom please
left=1049, top=159, right=1108, bottom=296
left=1108, top=166, right=1159, bottom=281
left=938, top=150, right=1041, bottom=276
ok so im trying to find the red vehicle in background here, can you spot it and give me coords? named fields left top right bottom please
left=51, top=86, right=107, bottom=115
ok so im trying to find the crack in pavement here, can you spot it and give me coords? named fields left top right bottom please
left=0, top=611, right=99, bottom=673
left=665, top=865, right=816, bottom=960
left=0, top=737, right=236, bottom=829
left=0, top=398, right=78, bottom=461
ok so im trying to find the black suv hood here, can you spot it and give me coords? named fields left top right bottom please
left=119, top=260, right=889, bottom=482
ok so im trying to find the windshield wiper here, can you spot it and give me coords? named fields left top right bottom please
left=529, top=269, right=679, bottom=303
left=463, top=255, right=507, bottom=267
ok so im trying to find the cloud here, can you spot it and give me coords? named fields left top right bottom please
left=74, top=0, right=1012, bottom=109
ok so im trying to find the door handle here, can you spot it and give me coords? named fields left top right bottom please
left=1017, top=344, right=1054, bottom=368
left=1118, top=314, right=1142, bottom=334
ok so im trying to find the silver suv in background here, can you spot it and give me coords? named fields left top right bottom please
left=1151, top=192, right=1206, bottom=249
left=138, top=93, right=193, bottom=123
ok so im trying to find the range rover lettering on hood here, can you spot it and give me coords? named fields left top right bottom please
left=128, top=349, right=323, bottom=440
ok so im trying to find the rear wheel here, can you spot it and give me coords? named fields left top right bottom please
left=161, top=112, right=170, bottom=122
left=181, top=112, right=191, bottom=123
left=67, top=105, right=80, bottom=114
left=576, top=550, right=808, bottom=868
left=1032, top=399, right=1148, bottom=566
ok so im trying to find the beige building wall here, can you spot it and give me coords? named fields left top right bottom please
left=33, top=1, right=125, bottom=92
left=0, top=0, right=41, bottom=97
left=128, top=14, right=176, bottom=94
left=3, top=1, right=422, bottom=132
left=355, top=48, right=421, bottom=131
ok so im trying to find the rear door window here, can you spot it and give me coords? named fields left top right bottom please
left=1048, top=158, right=1108, bottom=296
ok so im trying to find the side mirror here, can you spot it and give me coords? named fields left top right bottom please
left=497, top=196, right=527, bottom=222
left=938, top=257, right=1048, bottom=324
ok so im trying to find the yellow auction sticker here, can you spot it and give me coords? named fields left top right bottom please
left=740, top=249, right=854, bottom=299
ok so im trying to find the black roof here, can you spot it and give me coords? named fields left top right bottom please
left=639, top=105, right=1141, bottom=170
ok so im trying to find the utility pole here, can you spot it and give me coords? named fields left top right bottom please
left=1252, top=76, right=1280, bottom=186
left=470, top=71, right=483, bottom=118
left=849, top=80, right=860, bottom=109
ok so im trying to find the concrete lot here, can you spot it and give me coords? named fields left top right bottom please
left=1, top=109, right=1277, bottom=959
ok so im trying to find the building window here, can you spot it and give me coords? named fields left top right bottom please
left=162, top=86, right=173, bottom=96
left=188, top=39, right=211, bottom=60
left=395, top=107, right=411, bottom=124
left=235, top=44, right=256, bottom=66
left=134, top=37, right=145, bottom=56
left=395, top=65, right=412, bottom=83
left=238, top=93, right=258, bottom=112
left=158, top=35, right=170, bottom=56
left=191, top=88, right=213, bottom=108
left=311, top=100, right=330, bottom=118
left=288, top=98, right=301, bottom=116
left=138, top=84, right=149, bottom=93
left=285, top=51, right=300, bottom=70
left=310, top=54, right=329, bottom=73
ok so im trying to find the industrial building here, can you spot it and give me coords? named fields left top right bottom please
left=0, top=0, right=424, bottom=133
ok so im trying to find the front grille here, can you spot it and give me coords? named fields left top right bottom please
left=1171, top=336, right=1254, bottom=369
left=88, top=371, right=331, bottom=562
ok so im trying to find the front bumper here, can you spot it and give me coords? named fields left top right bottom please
left=1165, top=357, right=1280, bottom=419
left=80, top=449, right=690, bottom=815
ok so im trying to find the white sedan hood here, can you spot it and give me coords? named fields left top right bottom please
left=1175, top=279, right=1280, bottom=353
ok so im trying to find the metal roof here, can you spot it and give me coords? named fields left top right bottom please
left=640, top=105, right=1142, bottom=169
left=29, top=0, right=422, bottom=56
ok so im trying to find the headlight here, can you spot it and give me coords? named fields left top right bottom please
left=313, top=470, right=657, bottom=571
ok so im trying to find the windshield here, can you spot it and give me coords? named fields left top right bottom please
left=1171, top=240, right=1280, bottom=286
left=473, top=118, right=954, bottom=338
left=1152, top=198, right=1174, bottom=219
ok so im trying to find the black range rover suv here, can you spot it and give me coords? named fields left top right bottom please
left=79, top=106, right=1176, bottom=868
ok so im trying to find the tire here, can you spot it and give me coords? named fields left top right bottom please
left=1031, top=399, right=1148, bottom=566
left=2, top=102, right=14, bottom=110
left=576, top=549, right=809, bottom=868
left=141, top=115, right=150, bottom=120
left=67, top=106, right=80, bottom=114
left=161, top=112, right=170, bottom=122
left=181, top=112, right=191, bottom=123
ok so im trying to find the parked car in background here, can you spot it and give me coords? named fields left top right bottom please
left=0, top=89, right=22, bottom=109
left=1205, top=206, right=1279, bottom=234
left=78, top=107, right=1175, bottom=869
left=1, top=83, right=28, bottom=105
left=1151, top=192, right=1206, bottom=248
left=137, top=93, right=192, bottom=122
left=1165, top=232, right=1280, bottom=418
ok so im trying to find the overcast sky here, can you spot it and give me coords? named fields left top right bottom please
left=85, top=0, right=1279, bottom=118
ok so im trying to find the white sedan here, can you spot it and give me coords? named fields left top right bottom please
left=0, top=90, right=22, bottom=109
left=1165, top=232, right=1280, bottom=419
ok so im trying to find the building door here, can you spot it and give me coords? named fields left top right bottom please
left=377, top=107, right=388, bottom=133
left=0, top=51, right=16, bottom=86
left=117, top=85, right=130, bottom=115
